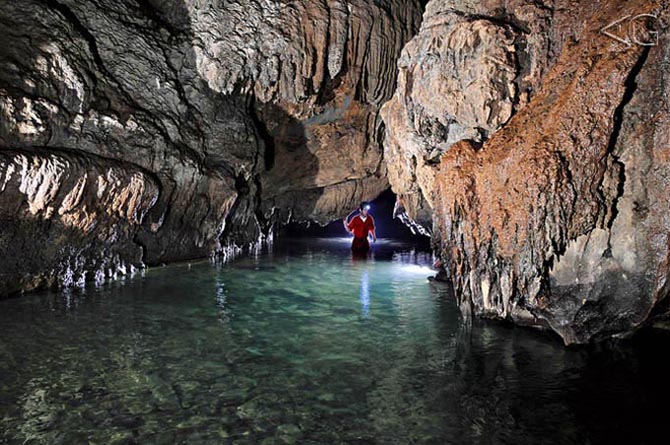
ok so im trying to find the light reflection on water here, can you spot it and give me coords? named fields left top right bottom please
left=0, top=238, right=668, bottom=444
left=359, top=270, right=370, bottom=319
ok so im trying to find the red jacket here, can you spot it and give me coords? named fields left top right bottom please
left=348, top=214, right=375, bottom=239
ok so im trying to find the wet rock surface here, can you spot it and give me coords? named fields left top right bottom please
left=383, top=0, right=670, bottom=343
left=0, top=149, right=159, bottom=295
left=0, top=0, right=423, bottom=295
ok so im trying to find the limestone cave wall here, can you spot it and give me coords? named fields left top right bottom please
left=382, top=0, right=670, bottom=343
left=0, top=0, right=423, bottom=295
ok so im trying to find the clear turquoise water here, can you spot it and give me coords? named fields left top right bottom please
left=0, top=238, right=668, bottom=444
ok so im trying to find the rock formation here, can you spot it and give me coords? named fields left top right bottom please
left=3, top=0, right=670, bottom=345
left=0, top=0, right=423, bottom=295
left=382, top=0, right=670, bottom=343
left=0, top=149, right=159, bottom=295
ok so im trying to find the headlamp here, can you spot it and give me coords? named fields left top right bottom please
left=364, top=205, right=371, bottom=211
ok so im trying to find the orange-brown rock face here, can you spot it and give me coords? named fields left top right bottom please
left=384, top=0, right=669, bottom=343
left=381, top=0, right=561, bottom=232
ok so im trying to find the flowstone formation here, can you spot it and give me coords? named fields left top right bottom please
left=382, top=0, right=670, bottom=343
left=0, top=0, right=423, bottom=296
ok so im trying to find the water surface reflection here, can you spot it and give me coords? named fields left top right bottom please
left=0, top=238, right=668, bottom=444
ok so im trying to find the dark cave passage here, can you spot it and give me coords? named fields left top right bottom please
left=281, top=188, right=430, bottom=245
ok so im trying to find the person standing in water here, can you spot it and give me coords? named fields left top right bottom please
left=343, top=202, right=377, bottom=255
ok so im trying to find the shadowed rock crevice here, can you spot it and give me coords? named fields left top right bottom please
left=601, top=45, right=651, bottom=235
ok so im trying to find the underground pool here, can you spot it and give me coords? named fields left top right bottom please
left=0, top=238, right=668, bottom=444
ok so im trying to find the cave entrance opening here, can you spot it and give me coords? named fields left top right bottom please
left=280, top=188, right=430, bottom=248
